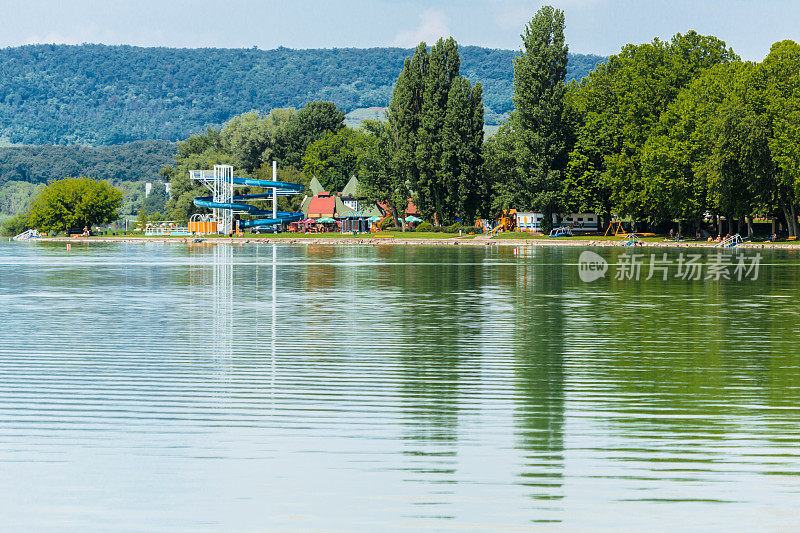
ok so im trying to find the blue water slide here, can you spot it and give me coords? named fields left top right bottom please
left=193, top=176, right=305, bottom=228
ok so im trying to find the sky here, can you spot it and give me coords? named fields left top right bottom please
left=0, top=0, right=798, bottom=61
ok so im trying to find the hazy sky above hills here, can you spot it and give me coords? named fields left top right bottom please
left=2, top=0, right=797, bottom=61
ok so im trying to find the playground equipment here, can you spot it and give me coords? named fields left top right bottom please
left=496, top=210, right=516, bottom=232
left=189, top=163, right=304, bottom=235
left=549, top=225, right=573, bottom=237
left=621, top=233, right=644, bottom=246
left=485, top=209, right=517, bottom=236
left=13, top=229, right=41, bottom=241
left=605, top=220, right=628, bottom=237
left=718, top=234, right=743, bottom=248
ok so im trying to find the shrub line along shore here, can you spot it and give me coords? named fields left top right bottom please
left=34, top=235, right=800, bottom=249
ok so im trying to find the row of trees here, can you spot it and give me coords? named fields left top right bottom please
left=482, top=7, right=800, bottom=235
left=356, top=8, right=572, bottom=230
left=359, top=38, right=485, bottom=228
left=156, top=6, right=800, bottom=236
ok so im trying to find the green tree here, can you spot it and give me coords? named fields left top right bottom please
left=0, top=212, right=31, bottom=236
left=220, top=111, right=276, bottom=173
left=27, top=177, right=122, bottom=234
left=440, top=77, right=485, bottom=224
left=302, top=128, right=370, bottom=192
left=388, top=43, right=429, bottom=229
left=0, top=181, right=44, bottom=216
left=711, top=64, right=773, bottom=235
left=143, top=181, right=168, bottom=214
left=416, top=37, right=461, bottom=224
left=219, top=108, right=299, bottom=173
left=565, top=31, right=737, bottom=225
left=484, top=122, right=518, bottom=215
left=494, top=6, right=570, bottom=232
left=358, top=120, right=409, bottom=229
left=385, top=38, right=486, bottom=226
left=762, top=40, right=800, bottom=235
left=137, top=207, right=148, bottom=229
left=640, top=62, right=747, bottom=234
left=280, top=101, right=345, bottom=168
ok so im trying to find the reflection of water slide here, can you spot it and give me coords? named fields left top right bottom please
left=190, top=164, right=304, bottom=233
left=207, top=244, right=279, bottom=396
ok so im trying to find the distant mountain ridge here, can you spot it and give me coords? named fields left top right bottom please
left=0, top=44, right=606, bottom=146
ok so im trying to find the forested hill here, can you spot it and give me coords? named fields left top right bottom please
left=0, top=44, right=606, bottom=145
left=0, top=141, right=176, bottom=185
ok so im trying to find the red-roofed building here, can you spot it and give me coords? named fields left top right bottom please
left=307, top=193, right=335, bottom=219
left=375, top=199, right=419, bottom=219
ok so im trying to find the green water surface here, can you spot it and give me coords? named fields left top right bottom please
left=1, top=241, right=799, bottom=531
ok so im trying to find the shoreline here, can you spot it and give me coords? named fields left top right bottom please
left=29, top=235, right=800, bottom=249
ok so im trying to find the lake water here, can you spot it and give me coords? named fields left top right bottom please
left=1, top=241, right=800, bottom=531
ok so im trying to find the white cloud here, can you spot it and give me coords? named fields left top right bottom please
left=392, top=9, right=451, bottom=48
left=22, top=33, right=80, bottom=46
left=494, top=4, right=534, bottom=31
left=493, top=0, right=603, bottom=32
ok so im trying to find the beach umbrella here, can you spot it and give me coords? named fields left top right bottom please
left=369, top=216, right=382, bottom=222
left=405, top=215, right=422, bottom=223
left=316, top=216, right=336, bottom=223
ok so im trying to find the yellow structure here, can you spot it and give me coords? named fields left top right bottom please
left=495, top=209, right=517, bottom=232
left=604, top=220, right=627, bottom=237
left=188, top=219, right=218, bottom=234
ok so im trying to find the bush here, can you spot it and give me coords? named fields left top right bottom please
left=378, top=216, right=395, bottom=230
left=0, top=212, right=31, bottom=236
left=27, top=177, right=122, bottom=234
left=415, top=221, right=434, bottom=232
left=443, top=222, right=464, bottom=233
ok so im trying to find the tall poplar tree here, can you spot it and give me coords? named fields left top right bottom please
left=509, top=5, right=569, bottom=231
left=388, top=43, right=428, bottom=229
left=441, top=77, right=485, bottom=224
left=416, top=37, right=461, bottom=225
